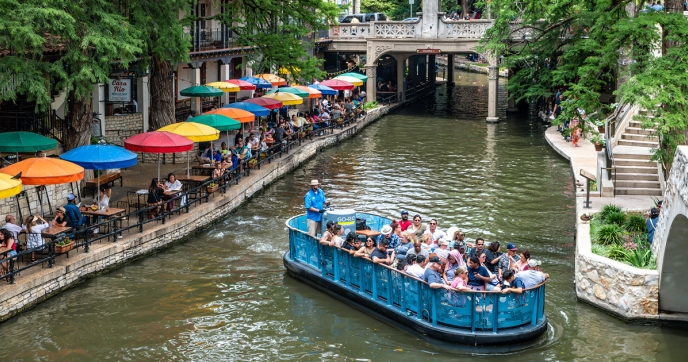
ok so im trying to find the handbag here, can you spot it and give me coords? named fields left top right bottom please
left=355, top=218, right=369, bottom=230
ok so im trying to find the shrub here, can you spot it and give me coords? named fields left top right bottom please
left=591, top=243, right=609, bottom=257
left=625, top=214, right=646, bottom=233
left=605, top=211, right=627, bottom=226
left=595, top=224, right=624, bottom=245
left=362, top=101, right=378, bottom=110
left=589, top=218, right=603, bottom=235
left=623, top=247, right=657, bottom=269
left=599, top=204, right=623, bottom=221
left=607, top=244, right=627, bottom=261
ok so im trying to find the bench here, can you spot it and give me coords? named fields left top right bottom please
left=84, top=172, right=123, bottom=197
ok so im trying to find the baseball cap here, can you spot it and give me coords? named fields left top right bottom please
left=400, top=210, right=409, bottom=215
left=326, top=220, right=335, bottom=228
left=528, top=259, right=541, bottom=268
left=67, top=193, right=76, bottom=201
left=429, top=256, right=442, bottom=263
left=507, top=243, right=517, bottom=251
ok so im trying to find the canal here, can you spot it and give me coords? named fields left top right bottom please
left=2, top=72, right=687, bottom=361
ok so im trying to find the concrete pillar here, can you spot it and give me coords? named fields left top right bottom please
left=396, top=56, right=406, bottom=101
left=91, top=83, right=105, bottom=138
left=487, top=55, right=500, bottom=123
left=421, top=0, right=439, bottom=38
left=137, top=76, right=150, bottom=131
left=190, top=67, right=201, bottom=115
left=407, top=56, right=417, bottom=87
left=365, top=64, right=377, bottom=102
left=447, top=54, right=455, bottom=86
left=420, top=55, right=427, bottom=83
left=428, top=55, right=436, bottom=85
left=220, top=62, right=231, bottom=105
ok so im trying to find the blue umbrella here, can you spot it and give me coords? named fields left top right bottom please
left=307, top=84, right=337, bottom=96
left=239, top=76, right=273, bottom=89
left=222, top=102, right=271, bottom=117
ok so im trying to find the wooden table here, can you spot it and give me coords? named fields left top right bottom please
left=356, top=229, right=381, bottom=238
left=81, top=208, right=126, bottom=240
left=179, top=175, right=210, bottom=183
left=192, top=165, right=216, bottom=176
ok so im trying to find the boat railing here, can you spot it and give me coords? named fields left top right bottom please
left=286, top=213, right=546, bottom=333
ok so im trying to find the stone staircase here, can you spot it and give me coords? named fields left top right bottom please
left=613, top=115, right=662, bottom=196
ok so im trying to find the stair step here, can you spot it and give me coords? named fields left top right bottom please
left=615, top=173, right=659, bottom=181
left=614, top=165, right=658, bottom=174
left=614, top=158, right=655, bottom=167
left=618, top=139, right=659, bottom=147
left=629, top=120, right=659, bottom=128
left=613, top=152, right=653, bottom=160
left=615, top=180, right=661, bottom=188
left=615, top=188, right=663, bottom=196
left=622, top=133, right=659, bottom=142
left=625, top=127, right=657, bottom=136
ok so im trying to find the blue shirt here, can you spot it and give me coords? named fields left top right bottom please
left=64, top=203, right=84, bottom=228
left=376, top=233, right=400, bottom=250
left=304, top=189, right=326, bottom=222
left=423, top=268, right=443, bottom=285
left=647, top=217, right=658, bottom=244
left=467, top=265, right=490, bottom=286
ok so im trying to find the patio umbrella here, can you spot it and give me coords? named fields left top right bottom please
left=255, top=74, right=287, bottom=86
left=223, top=102, right=271, bottom=117
left=307, top=84, right=337, bottom=96
left=267, top=87, right=309, bottom=98
left=320, top=79, right=355, bottom=91
left=204, top=82, right=240, bottom=93
left=226, top=79, right=258, bottom=90
left=191, top=114, right=242, bottom=150
left=339, top=72, right=368, bottom=81
left=262, top=92, right=303, bottom=106
left=124, top=131, right=194, bottom=181
left=0, top=131, right=58, bottom=153
left=60, top=143, right=138, bottom=205
left=0, top=156, right=85, bottom=216
left=292, top=86, right=322, bottom=99
left=159, top=122, right=220, bottom=178
left=180, top=85, right=224, bottom=97
left=0, top=173, right=22, bottom=199
left=245, top=97, right=283, bottom=109
left=238, top=77, right=272, bottom=89
left=333, top=75, right=364, bottom=86
left=205, top=108, right=255, bottom=123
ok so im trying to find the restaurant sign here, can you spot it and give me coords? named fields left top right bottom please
left=109, top=78, right=131, bottom=102
left=417, top=49, right=441, bottom=54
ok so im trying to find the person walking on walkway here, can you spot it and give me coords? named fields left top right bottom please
left=305, top=179, right=327, bottom=237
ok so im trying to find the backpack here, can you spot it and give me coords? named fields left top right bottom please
left=356, top=218, right=370, bottom=231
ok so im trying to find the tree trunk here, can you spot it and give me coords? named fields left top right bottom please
left=149, top=57, right=176, bottom=130
left=66, top=91, right=95, bottom=181
left=462, top=0, right=468, bottom=20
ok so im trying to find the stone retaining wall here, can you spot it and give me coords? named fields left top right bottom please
left=0, top=106, right=389, bottom=321
left=0, top=183, right=73, bottom=221
left=104, top=113, right=143, bottom=146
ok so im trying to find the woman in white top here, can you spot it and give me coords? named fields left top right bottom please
left=24, top=215, right=49, bottom=262
left=97, top=187, right=110, bottom=210
left=164, top=173, right=182, bottom=191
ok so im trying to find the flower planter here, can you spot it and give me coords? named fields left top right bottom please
left=55, top=242, right=74, bottom=254
left=248, top=162, right=257, bottom=169
left=594, top=143, right=604, bottom=152
left=207, top=185, right=219, bottom=194
left=598, top=126, right=605, bottom=133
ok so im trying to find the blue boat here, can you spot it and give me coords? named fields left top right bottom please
left=283, top=212, right=548, bottom=346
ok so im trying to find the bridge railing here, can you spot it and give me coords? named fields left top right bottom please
left=373, top=21, right=420, bottom=39
left=286, top=213, right=546, bottom=333
left=438, top=19, right=493, bottom=39
left=330, top=24, right=372, bottom=40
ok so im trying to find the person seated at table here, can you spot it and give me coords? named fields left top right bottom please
left=0, top=229, right=17, bottom=276
left=2, top=214, right=24, bottom=241
left=165, top=173, right=183, bottom=191
left=235, top=140, right=251, bottom=170
left=344, top=98, right=354, bottom=113
left=200, top=146, right=221, bottom=164
left=147, top=178, right=165, bottom=218
left=23, top=215, right=49, bottom=262
left=95, top=186, right=110, bottom=210
left=52, top=206, right=72, bottom=228
left=212, top=162, right=226, bottom=185
left=220, top=142, right=231, bottom=159
left=234, top=131, right=243, bottom=146
left=248, top=134, right=260, bottom=152
left=258, top=135, right=268, bottom=153
left=65, top=193, right=89, bottom=229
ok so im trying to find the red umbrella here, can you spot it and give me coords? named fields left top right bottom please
left=245, top=97, right=283, bottom=110
left=226, top=79, right=257, bottom=90
left=124, top=131, right=194, bottom=180
left=319, top=79, right=355, bottom=91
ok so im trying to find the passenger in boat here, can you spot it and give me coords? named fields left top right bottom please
left=407, top=254, right=427, bottom=278
left=401, top=253, right=416, bottom=272
left=319, top=221, right=336, bottom=246
left=332, top=225, right=344, bottom=247
left=423, top=219, right=445, bottom=244
left=517, top=249, right=531, bottom=271
left=443, top=250, right=465, bottom=283
left=341, top=232, right=362, bottom=254
left=435, top=239, right=450, bottom=261
left=500, top=270, right=525, bottom=294
left=395, top=231, right=414, bottom=261
left=517, top=259, right=549, bottom=288
left=476, top=250, right=501, bottom=291
left=450, top=266, right=470, bottom=290
left=467, top=257, right=492, bottom=291
left=354, top=237, right=376, bottom=259
left=392, top=221, right=402, bottom=238
left=376, top=225, right=399, bottom=250
left=498, top=243, right=521, bottom=280
left=424, top=256, right=452, bottom=290
left=304, top=179, right=327, bottom=236
left=408, top=214, right=427, bottom=239
left=484, top=241, right=502, bottom=273
left=371, top=239, right=396, bottom=265
left=405, top=239, right=429, bottom=261
left=398, top=210, right=411, bottom=231
left=450, top=229, right=467, bottom=251
left=468, top=237, right=485, bottom=259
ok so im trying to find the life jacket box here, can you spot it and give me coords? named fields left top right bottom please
left=322, top=209, right=356, bottom=236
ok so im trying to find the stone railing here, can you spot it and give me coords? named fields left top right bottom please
left=373, top=21, right=420, bottom=38
left=329, top=23, right=372, bottom=40
left=438, top=19, right=493, bottom=39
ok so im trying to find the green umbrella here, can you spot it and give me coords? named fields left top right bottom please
left=190, top=114, right=241, bottom=131
left=180, top=85, right=223, bottom=97
left=266, top=87, right=309, bottom=98
left=0, top=131, right=58, bottom=152
left=339, top=72, right=367, bottom=81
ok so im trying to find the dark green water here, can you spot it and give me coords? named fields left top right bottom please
left=2, top=73, right=687, bottom=361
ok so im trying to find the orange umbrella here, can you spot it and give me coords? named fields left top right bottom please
left=0, top=156, right=84, bottom=185
left=292, top=85, right=322, bottom=99
left=205, top=108, right=255, bottom=123
left=255, top=74, right=287, bottom=86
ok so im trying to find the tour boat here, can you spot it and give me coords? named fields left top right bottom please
left=283, top=211, right=548, bottom=346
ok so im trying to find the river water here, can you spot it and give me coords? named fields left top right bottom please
left=2, top=73, right=688, bottom=361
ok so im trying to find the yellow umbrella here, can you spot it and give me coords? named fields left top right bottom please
left=333, top=75, right=364, bottom=86
left=262, top=92, right=303, bottom=106
left=0, top=173, right=22, bottom=199
left=205, top=82, right=241, bottom=93
left=159, top=122, right=221, bottom=177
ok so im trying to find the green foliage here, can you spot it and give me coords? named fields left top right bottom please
left=599, top=204, right=623, bottom=221
left=591, top=243, right=609, bottom=257
left=362, top=0, right=462, bottom=21
left=625, top=214, right=647, bottom=233
left=622, top=246, right=656, bottom=269
left=589, top=217, right=603, bottom=235
left=594, top=224, right=624, bottom=245
left=605, top=211, right=627, bottom=227
left=606, top=243, right=627, bottom=260
left=363, top=101, right=378, bottom=110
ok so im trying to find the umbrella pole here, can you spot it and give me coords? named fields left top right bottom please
left=187, top=151, right=190, bottom=178
left=97, top=173, right=101, bottom=207
left=157, top=154, right=161, bottom=181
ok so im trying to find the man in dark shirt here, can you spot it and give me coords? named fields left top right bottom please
left=371, top=239, right=395, bottom=265
left=500, top=270, right=525, bottom=294
left=469, top=237, right=485, bottom=259
left=467, top=256, right=491, bottom=289
left=274, top=125, right=285, bottom=147
left=423, top=256, right=451, bottom=289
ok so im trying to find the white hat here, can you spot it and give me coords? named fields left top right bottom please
left=528, top=259, right=541, bottom=268
left=381, top=225, right=393, bottom=235
left=310, top=179, right=319, bottom=186
left=438, top=239, right=450, bottom=246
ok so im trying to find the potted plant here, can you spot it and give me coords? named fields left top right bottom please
left=594, top=118, right=605, bottom=133
left=55, top=237, right=74, bottom=254
left=207, top=182, right=218, bottom=193
left=248, top=158, right=257, bottom=169
left=590, top=133, right=606, bottom=151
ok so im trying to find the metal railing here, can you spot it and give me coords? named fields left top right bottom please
left=0, top=109, right=68, bottom=145
left=286, top=213, right=546, bottom=332
left=187, top=27, right=236, bottom=52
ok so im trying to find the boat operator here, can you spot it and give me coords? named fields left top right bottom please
left=305, top=179, right=328, bottom=236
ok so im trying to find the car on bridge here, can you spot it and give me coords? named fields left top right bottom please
left=340, top=13, right=387, bottom=23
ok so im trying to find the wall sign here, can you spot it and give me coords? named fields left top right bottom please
left=109, top=78, right=131, bottom=102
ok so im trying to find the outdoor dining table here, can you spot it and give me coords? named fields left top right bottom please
left=81, top=208, right=127, bottom=240
left=192, top=165, right=216, bottom=176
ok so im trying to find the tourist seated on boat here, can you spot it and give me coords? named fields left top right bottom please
left=376, top=225, right=399, bottom=250
left=406, top=239, right=429, bottom=261
left=500, top=270, right=525, bottom=294
left=450, top=266, right=471, bottom=290
left=449, top=229, right=467, bottom=251
left=517, top=259, right=549, bottom=288
left=467, top=256, right=492, bottom=291
left=332, top=225, right=344, bottom=247
left=319, top=220, right=336, bottom=246
left=424, top=256, right=452, bottom=290
left=341, top=232, right=361, bottom=254
left=498, top=243, right=521, bottom=280
left=408, top=214, right=427, bottom=239
left=484, top=241, right=502, bottom=273
left=475, top=250, right=501, bottom=291
left=443, top=250, right=465, bottom=283
left=395, top=231, right=414, bottom=260
left=0, top=229, right=17, bottom=275
left=424, top=219, right=445, bottom=244
left=52, top=207, right=72, bottom=228
left=398, top=252, right=414, bottom=271
left=354, top=237, right=376, bottom=259
left=371, top=239, right=396, bottom=265
left=435, top=239, right=450, bottom=261
left=406, top=254, right=427, bottom=278
left=517, top=249, right=531, bottom=271
left=420, top=233, right=434, bottom=252
left=468, top=237, right=485, bottom=259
